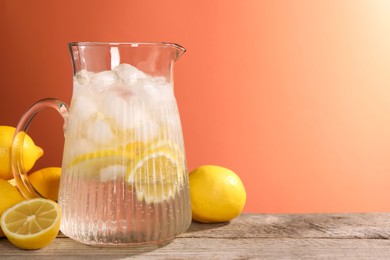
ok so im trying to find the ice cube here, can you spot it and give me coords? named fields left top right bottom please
left=75, top=69, right=93, bottom=85
left=68, top=138, right=97, bottom=158
left=113, top=63, right=147, bottom=85
left=128, top=76, right=173, bottom=102
left=99, top=91, right=130, bottom=120
left=141, top=82, right=174, bottom=105
left=100, top=92, right=149, bottom=130
left=123, top=98, right=151, bottom=130
left=86, top=118, right=114, bottom=145
left=151, top=76, right=168, bottom=85
left=70, top=96, right=98, bottom=121
left=134, top=120, right=159, bottom=141
left=100, top=165, right=126, bottom=182
left=91, top=70, right=119, bottom=92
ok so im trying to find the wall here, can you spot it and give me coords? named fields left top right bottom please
left=1, top=0, right=390, bottom=213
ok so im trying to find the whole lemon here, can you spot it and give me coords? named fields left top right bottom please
left=189, top=165, right=246, bottom=223
left=0, top=126, right=44, bottom=180
left=0, top=179, right=24, bottom=237
left=28, top=167, right=61, bottom=201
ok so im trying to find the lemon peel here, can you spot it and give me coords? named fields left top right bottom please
left=189, top=165, right=246, bottom=223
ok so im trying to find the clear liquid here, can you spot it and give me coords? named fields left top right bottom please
left=59, top=178, right=191, bottom=246
left=58, top=64, right=192, bottom=246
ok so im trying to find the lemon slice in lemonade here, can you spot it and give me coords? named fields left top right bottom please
left=70, top=149, right=129, bottom=180
left=70, top=149, right=126, bottom=167
left=0, top=198, right=61, bottom=249
left=70, top=141, right=149, bottom=174
left=69, top=139, right=185, bottom=202
left=127, top=145, right=184, bottom=204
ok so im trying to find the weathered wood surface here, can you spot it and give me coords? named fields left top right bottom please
left=1, top=213, right=390, bottom=259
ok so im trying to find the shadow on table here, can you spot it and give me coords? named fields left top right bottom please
left=17, top=222, right=231, bottom=259
left=185, top=220, right=230, bottom=234
left=2, top=222, right=230, bottom=260
left=53, top=236, right=175, bottom=260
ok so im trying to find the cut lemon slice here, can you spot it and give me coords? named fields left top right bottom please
left=70, top=149, right=126, bottom=167
left=69, top=149, right=129, bottom=180
left=68, top=140, right=186, bottom=197
left=0, top=198, right=61, bottom=249
left=69, top=140, right=184, bottom=182
left=127, top=147, right=184, bottom=204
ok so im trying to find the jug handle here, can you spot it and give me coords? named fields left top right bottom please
left=11, top=98, right=69, bottom=199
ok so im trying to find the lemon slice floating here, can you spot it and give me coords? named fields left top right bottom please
left=70, top=149, right=126, bottom=168
left=69, top=140, right=185, bottom=203
left=0, top=198, right=61, bottom=249
left=127, top=148, right=184, bottom=204
left=69, top=149, right=129, bottom=180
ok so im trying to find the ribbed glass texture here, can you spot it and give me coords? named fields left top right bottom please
left=58, top=43, right=191, bottom=247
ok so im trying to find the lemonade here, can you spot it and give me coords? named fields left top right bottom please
left=58, top=63, right=191, bottom=246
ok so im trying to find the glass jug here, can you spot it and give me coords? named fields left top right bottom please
left=11, top=42, right=192, bottom=247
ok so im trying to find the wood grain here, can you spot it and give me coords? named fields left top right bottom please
left=1, top=213, right=390, bottom=259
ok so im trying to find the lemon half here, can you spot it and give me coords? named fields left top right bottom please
left=0, top=198, right=61, bottom=249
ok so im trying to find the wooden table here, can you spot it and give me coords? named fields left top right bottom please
left=1, top=213, right=390, bottom=259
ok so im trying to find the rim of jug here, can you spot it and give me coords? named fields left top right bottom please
left=68, top=42, right=186, bottom=61
left=68, top=41, right=185, bottom=51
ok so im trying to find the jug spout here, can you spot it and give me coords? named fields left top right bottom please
left=166, top=43, right=186, bottom=61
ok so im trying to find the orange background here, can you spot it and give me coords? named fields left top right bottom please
left=1, top=0, right=390, bottom=213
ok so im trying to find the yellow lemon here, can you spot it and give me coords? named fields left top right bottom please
left=28, top=167, right=61, bottom=201
left=0, top=179, right=25, bottom=237
left=0, top=126, right=44, bottom=180
left=0, top=198, right=61, bottom=250
left=7, top=178, right=17, bottom=187
left=127, top=145, right=184, bottom=204
left=189, top=165, right=246, bottom=223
